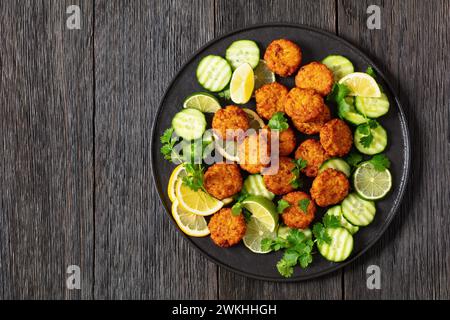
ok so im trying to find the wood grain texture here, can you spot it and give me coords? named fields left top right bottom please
left=337, top=0, right=450, bottom=299
left=93, top=0, right=217, bottom=299
left=0, top=0, right=94, bottom=299
left=214, top=0, right=342, bottom=300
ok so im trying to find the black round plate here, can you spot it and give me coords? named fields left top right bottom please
left=151, top=23, right=410, bottom=281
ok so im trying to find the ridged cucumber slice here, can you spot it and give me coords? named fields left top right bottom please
left=242, top=174, right=275, bottom=200
left=319, top=158, right=351, bottom=177
left=355, top=93, right=390, bottom=118
left=196, top=55, right=232, bottom=92
left=341, top=193, right=376, bottom=227
left=226, top=40, right=260, bottom=70
left=354, top=123, right=388, bottom=155
left=171, top=108, right=206, bottom=141
left=317, top=227, right=354, bottom=262
left=325, top=205, right=359, bottom=235
left=338, top=97, right=367, bottom=125
left=322, top=55, right=355, bottom=81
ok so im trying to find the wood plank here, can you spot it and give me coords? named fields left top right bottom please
left=338, top=0, right=450, bottom=299
left=0, top=0, right=94, bottom=299
left=93, top=0, right=217, bottom=299
left=214, top=0, right=342, bottom=299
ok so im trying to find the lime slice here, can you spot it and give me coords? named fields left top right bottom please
left=253, top=60, right=275, bottom=90
left=175, top=179, right=223, bottom=216
left=338, top=72, right=381, bottom=97
left=353, top=162, right=392, bottom=200
left=230, top=63, right=255, bottom=104
left=212, top=133, right=240, bottom=162
left=242, top=195, right=278, bottom=232
left=242, top=108, right=265, bottom=129
left=243, top=216, right=277, bottom=253
left=167, top=164, right=187, bottom=202
left=183, top=92, right=221, bottom=113
left=172, top=200, right=210, bottom=237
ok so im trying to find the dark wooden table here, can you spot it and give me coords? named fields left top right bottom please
left=0, top=0, right=449, bottom=300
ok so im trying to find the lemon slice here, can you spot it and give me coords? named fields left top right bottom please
left=167, top=164, right=187, bottom=202
left=212, top=133, right=240, bottom=162
left=242, top=195, right=278, bottom=232
left=253, top=60, right=275, bottom=90
left=242, top=108, right=265, bottom=129
left=172, top=200, right=210, bottom=237
left=230, top=63, right=255, bottom=104
left=243, top=216, right=277, bottom=253
left=339, top=72, right=381, bottom=97
left=175, top=179, right=223, bottom=216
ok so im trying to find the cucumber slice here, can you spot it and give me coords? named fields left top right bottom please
left=322, top=55, right=355, bottom=81
left=277, top=225, right=312, bottom=240
left=242, top=174, right=275, bottom=200
left=317, top=227, right=353, bottom=262
left=338, top=97, right=367, bottom=125
left=355, top=93, right=390, bottom=118
left=341, top=193, right=376, bottom=226
left=196, top=55, right=232, bottom=92
left=319, top=158, right=351, bottom=177
left=354, top=123, right=388, bottom=155
left=171, top=108, right=206, bottom=141
left=325, top=205, right=359, bottom=235
left=226, top=40, right=260, bottom=70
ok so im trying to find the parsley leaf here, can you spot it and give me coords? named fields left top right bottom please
left=358, top=120, right=378, bottom=148
left=290, top=158, right=308, bottom=188
left=312, top=222, right=332, bottom=245
left=346, top=152, right=363, bottom=167
left=369, top=154, right=391, bottom=171
left=231, top=191, right=250, bottom=216
left=327, top=83, right=351, bottom=103
left=182, top=163, right=205, bottom=192
left=277, top=199, right=290, bottom=214
left=268, top=112, right=289, bottom=131
left=298, top=198, right=310, bottom=213
left=366, top=66, right=376, bottom=78
left=160, top=128, right=182, bottom=163
left=323, top=214, right=341, bottom=229
left=276, top=259, right=294, bottom=278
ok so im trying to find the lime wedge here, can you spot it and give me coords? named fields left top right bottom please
left=242, top=195, right=278, bottom=232
left=353, top=162, right=392, bottom=200
left=230, top=63, right=254, bottom=104
left=183, top=92, right=221, bottom=113
left=243, top=216, right=277, bottom=253
left=338, top=72, right=381, bottom=97
left=253, top=60, right=275, bottom=90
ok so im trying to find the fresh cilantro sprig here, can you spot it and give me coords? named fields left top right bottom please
left=182, top=163, right=205, bottom=192
left=366, top=66, right=376, bottom=78
left=290, top=158, right=308, bottom=189
left=298, top=199, right=310, bottom=213
left=268, top=112, right=289, bottom=131
left=346, top=152, right=363, bottom=168
left=327, top=83, right=351, bottom=104
left=277, top=199, right=290, bottom=214
left=218, top=88, right=231, bottom=100
left=231, top=191, right=250, bottom=216
left=160, top=128, right=182, bottom=163
left=358, top=119, right=379, bottom=148
left=369, top=154, right=390, bottom=171
left=312, top=215, right=340, bottom=245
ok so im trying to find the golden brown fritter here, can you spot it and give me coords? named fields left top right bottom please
left=208, top=208, right=246, bottom=248
left=265, top=126, right=296, bottom=156
left=264, top=39, right=302, bottom=77
left=310, top=168, right=350, bottom=207
left=212, top=105, right=250, bottom=140
left=263, top=156, right=296, bottom=195
left=204, top=163, right=243, bottom=200
left=281, top=191, right=316, bottom=229
left=291, top=104, right=331, bottom=135
left=319, top=118, right=353, bottom=157
left=255, top=82, right=289, bottom=120
left=284, top=88, right=326, bottom=123
left=295, top=61, right=334, bottom=96
left=237, top=130, right=271, bottom=174
left=295, top=139, right=330, bottom=177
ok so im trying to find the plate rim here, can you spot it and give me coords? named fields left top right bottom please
left=150, top=22, right=411, bottom=282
